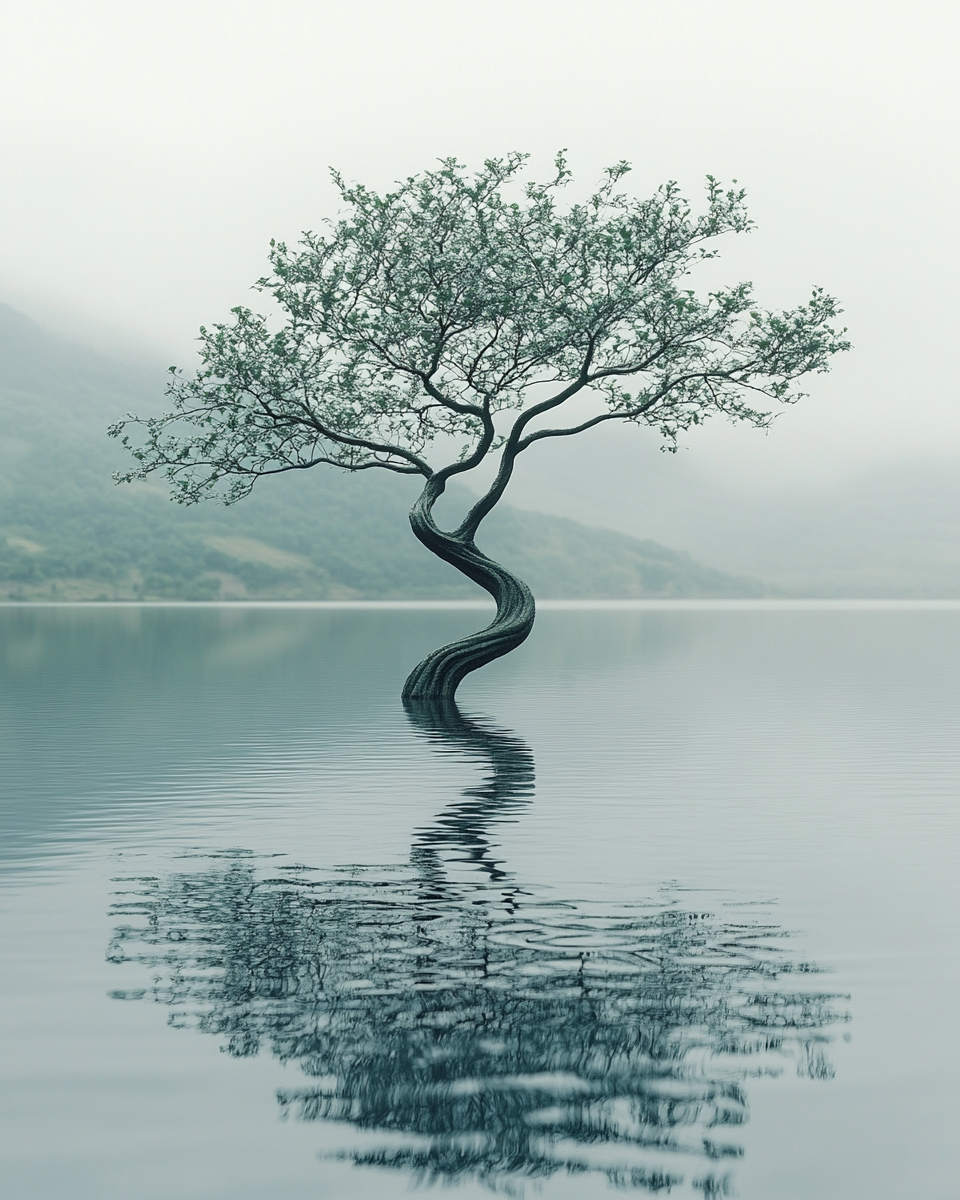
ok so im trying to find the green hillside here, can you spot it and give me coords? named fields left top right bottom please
left=0, top=304, right=766, bottom=601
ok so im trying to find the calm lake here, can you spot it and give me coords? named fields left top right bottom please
left=1, top=601, right=958, bottom=1199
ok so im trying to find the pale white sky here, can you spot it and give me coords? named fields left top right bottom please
left=2, top=0, right=958, bottom=488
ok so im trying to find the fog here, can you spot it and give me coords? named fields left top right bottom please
left=2, top=0, right=959, bottom=588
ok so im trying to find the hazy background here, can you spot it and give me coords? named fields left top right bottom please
left=2, top=0, right=959, bottom=593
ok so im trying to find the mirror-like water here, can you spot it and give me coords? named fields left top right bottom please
left=1, top=602, right=958, bottom=1198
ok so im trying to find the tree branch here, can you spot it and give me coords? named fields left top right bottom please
left=453, top=337, right=598, bottom=539
left=250, top=457, right=423, bottom=477
left=515, top=402, right=658, bottom=450
left=247, top=391, right=435, bottom=476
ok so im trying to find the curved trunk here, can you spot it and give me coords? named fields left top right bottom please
left=402, top=488, right=535, bottom=702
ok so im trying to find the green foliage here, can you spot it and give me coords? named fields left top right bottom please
left=111, top=155, right=848, bottom=513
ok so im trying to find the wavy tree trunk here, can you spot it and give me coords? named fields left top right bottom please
left=401, top=485, right=535, bottom=703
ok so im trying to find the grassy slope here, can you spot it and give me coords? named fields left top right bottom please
left=0, top=304, right=766, bottom=600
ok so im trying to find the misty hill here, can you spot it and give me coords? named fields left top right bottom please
left=494, top=415, right=960, bottom=599
left=0, top=304, right=764, bottom=601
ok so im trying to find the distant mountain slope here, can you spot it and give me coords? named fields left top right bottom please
left=493, top=409, right=960, bottom=598
left=0, top=304, right=766, bottom=601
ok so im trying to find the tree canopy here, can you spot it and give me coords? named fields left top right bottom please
left=112, top=153, right=846, bottom=505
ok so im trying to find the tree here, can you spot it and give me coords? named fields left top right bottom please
left=111, top=154, right=848, bottom=702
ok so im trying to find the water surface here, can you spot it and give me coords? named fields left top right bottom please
left=1, top=602, right=958, bottom=1198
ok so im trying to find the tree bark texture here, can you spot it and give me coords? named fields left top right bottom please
left=401, top=489, right=535, bottom=703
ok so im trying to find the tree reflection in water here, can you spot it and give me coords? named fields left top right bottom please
left=109, top=701, right=846, bottom=1195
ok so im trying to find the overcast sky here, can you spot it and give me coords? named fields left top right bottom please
left=2, top=0, right=958, bottom=489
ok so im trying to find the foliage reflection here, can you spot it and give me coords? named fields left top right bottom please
left=109, top=702, right=845, bottom=1194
